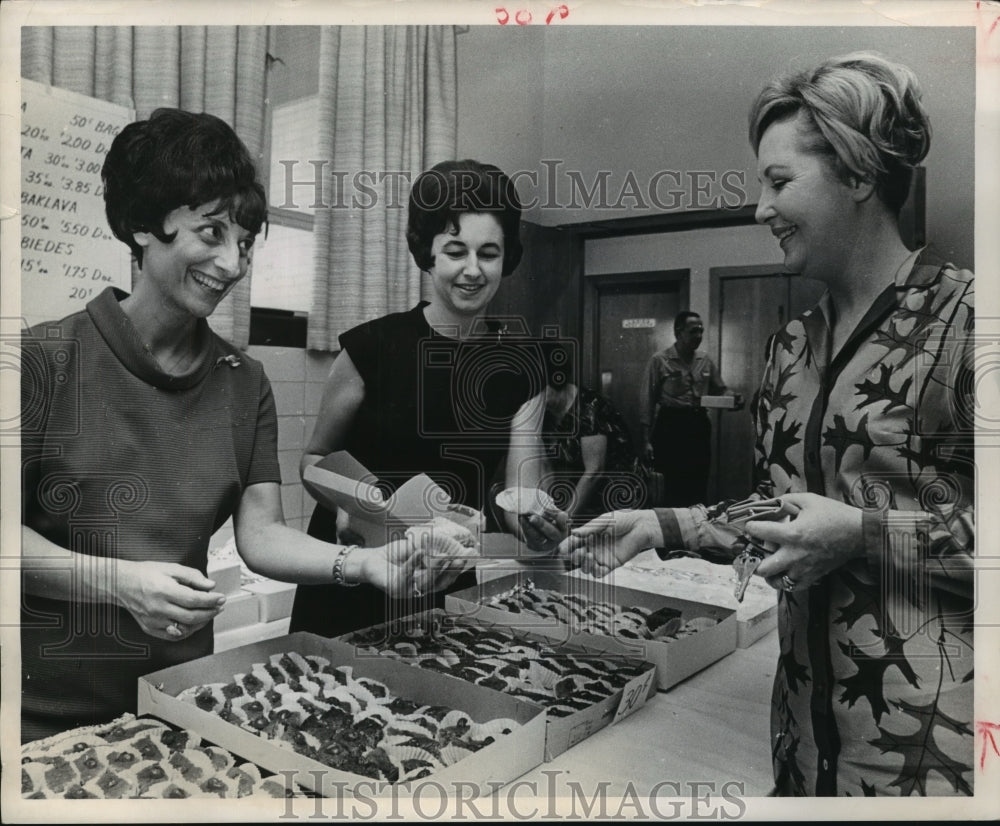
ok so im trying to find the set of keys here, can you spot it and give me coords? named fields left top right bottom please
left=718, top=498, right=798, bottom=602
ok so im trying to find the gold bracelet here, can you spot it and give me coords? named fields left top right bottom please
left=332, top=545, right=360, bottom=587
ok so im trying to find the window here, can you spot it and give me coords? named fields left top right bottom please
left=252, top=95, right=318, bottom=315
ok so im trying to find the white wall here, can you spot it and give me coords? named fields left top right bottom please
left=585, top=224, right=787, bottom=360
left=457, top=25, right=976, bottom=271
left=456, top=26, right=545, bottom=195
left=586, top=224, right=783, bottom=310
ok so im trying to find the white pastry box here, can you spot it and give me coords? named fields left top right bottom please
left=137, top=632, right=545, bottom=799
left=302, top=451, right=483, bottom=548
left=699, top=394, right=737, bottom=409
left=213, top=588, right=260, bottom=633
left=445, top=569, right=736, bottom=691
left=338, top=609, right=657, bottom=761
left=207, top=552, right=243, bottom=597
left=243, top=578, right=298, bottom=623
left=605, top=551, right=778, bottom=649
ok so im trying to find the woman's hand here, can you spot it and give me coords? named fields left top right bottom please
left=748, top=492, right=865, bottom=592
left=519, top=507, right=569, bottom=556
left=410, top=533, right=479, bottom=596
left=559, top=509, right=662, bottom=578
left=115, top=560, right=227, bottom=641
left=359, top=534, right=477, bottom=598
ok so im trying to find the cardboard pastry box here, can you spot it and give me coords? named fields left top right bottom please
left=603, top=552, right=778, bottom=649
left=207, top=554, right=243, bottom=597
left=213, top=588, right=259, bottom=633
left=339, top=609, right=658, bottom=761
left=699, top=395, right=737, bottom=409
left=244, top=578, right=298, bottom=623
left=445, top=570, right=736, bottom=691
left=138, top=632, right=545, bottom=799
left=302, top=451, right=483, bottom=548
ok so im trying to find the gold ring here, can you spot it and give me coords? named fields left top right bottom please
left=166, top=623, right=182, bottom=636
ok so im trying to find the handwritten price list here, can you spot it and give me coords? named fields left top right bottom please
left=20, top=79, right=132, bottom=327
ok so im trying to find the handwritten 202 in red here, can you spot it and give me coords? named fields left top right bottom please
left=496, top=5, right=569, bottom=25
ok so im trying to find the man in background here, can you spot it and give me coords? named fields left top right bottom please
left=640, top=311, right=732, bottom=506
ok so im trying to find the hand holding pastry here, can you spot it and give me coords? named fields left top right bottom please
left=496, top=487, right=568, bottom=556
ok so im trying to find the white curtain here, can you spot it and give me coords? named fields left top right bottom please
left=21, top=26, right=270, bottom=348
left=307, top=26, right=457, bottom=351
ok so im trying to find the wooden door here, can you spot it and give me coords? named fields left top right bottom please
left=712, top=269, right=826, bottom=501
left=585, top=272, right=688, bottom=455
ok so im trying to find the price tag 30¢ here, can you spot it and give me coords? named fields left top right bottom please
left=614, top=667, right=655, bottom=724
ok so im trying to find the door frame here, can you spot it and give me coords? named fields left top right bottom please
left=558, top=204, right=760, bottom=387
left=709, top=263, right=790, bottom=352
left=582, top=269, right=690, bottom=390
left=708, top=264, right=787, bottom=500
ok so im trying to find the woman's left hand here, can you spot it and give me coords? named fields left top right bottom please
left=748, top=492, right=865, bottom=592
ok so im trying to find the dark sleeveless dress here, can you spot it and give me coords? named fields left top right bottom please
left=289, top=302, right=540, bottom=637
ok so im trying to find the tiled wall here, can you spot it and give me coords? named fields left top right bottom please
left=208, top=345, right=337, bottom=548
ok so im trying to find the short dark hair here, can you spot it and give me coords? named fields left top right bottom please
left=102, top=108, right=267, bottom=267
left=406, top=160, right=523, bottom=277
left=674, top=311, right=702, bottom=335
left=748, top=52, right=930, bottom=216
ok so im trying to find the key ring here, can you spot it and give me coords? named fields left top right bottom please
left=741, top=533, right=774, bottom=558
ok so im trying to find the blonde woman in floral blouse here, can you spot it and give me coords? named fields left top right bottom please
left=561, top=53, right=974, bottom=797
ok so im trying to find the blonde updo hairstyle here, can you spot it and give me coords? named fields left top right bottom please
left=748, top=52, right=931, bottom=215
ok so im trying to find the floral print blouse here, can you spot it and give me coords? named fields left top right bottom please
left=543, top=386, right=643, bottom=515
left=658, top=249, right=975, bottom=796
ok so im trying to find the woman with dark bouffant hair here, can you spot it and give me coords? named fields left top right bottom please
left=564, top=53, right=975, bottom=796
left=20, top=110, right=469, bottom=744
left=291, top=159, right=564, bottom=639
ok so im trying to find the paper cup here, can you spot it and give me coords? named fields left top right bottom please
left=494, top=487, right=555, bottom=516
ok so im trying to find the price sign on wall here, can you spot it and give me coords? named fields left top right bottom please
left=20, top=78, right=133, bottom=328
